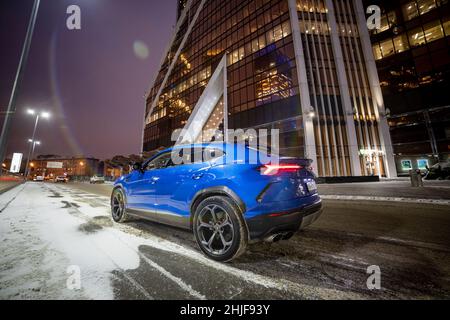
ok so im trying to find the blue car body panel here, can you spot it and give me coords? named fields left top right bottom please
left=114, top=143, right=322, bottom=240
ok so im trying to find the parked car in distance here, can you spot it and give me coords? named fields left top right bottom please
left=111, top=143, right=323, bottom=262
left=55, top=176, right=68, bottom=183
left=425, top=162, right=450, bottom=180
left=90, top=174, right=105, bottom=184
left=33, top=176, right=44, bottom=182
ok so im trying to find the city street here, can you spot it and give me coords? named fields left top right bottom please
left=0, top=181, right=449, bottom=300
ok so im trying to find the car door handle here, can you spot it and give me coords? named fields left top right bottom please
left=192, top=173, right=204, bottom=180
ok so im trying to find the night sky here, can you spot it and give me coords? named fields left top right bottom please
left=0, top=0, right=176, bottom=160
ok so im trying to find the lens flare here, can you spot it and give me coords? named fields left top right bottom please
left=133, top=41, right=149, bottom=60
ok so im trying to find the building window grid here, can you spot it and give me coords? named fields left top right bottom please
left=145, top=0, right=301, bottom=143
left=401, top=0, right=448, bottom=22
left=154, top=34, right=296, bottom=124
left=148, top=2, right=296, bottom=129
left=372, top=3, right=449, bottom=62
left=189, top=0, right=288, bottom=60
left=370, top=2, right=449, bottom=100
left=148, top=2, right=292, bottom=111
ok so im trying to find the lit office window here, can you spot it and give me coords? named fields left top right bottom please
left=402, top=0, right=441, bottom=20
left=282, top=21, right=292, bottom=37
left=252, top=38, right=260, bottom=53
left=424, top=20, right=445, bottom=42
left=388, top=11, right=397, bottom=26
left=402, top=1, right=420, bottom=21
left=273, top=24, right=284, bottom=41
left=393, top=34, right=410, bottom=53
left=380, top=38, right=395, bottom=58
left=378, top=14, right=390, bottom=33
left=373, top=44, right=383, bottom=60
left=408, top=27, right=426, bottom=46
left=258, top=34, right=266, bottom=50
left=416, top=0, right=437, bottom=15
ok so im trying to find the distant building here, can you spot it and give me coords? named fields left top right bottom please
left=102, top=154, right=144, bottom=179
left=363, top=0, right=450, bottom=174
left=29, top=156, right=99, bottom=179
left=143, top=0, right=398, bottom=178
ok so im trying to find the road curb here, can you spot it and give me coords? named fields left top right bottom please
left=321, top=195, right=450, bottom=206
left=0, top=181, right=24, bottom=195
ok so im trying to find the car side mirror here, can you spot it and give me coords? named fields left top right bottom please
left=132, top=162, right=143, bottom=172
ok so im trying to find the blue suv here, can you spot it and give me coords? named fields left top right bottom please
left=111, top=143, right=322, bottom=262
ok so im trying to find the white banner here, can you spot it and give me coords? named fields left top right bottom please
left=47, top=161, right=63, bottom=169
left=10, top=153, right=23, bottom=173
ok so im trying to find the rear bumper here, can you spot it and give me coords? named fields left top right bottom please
left=246, top=201, right=323, bottom=241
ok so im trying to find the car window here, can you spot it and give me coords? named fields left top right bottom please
left=146, top=152, right=172, bottom=171
left=203, top=148, right=225, bottom=162
left=184, top=148, right=205, bottom=164
left=177, top=148, right=226, bottom=165
left=181, top=148, right=225, bottom=164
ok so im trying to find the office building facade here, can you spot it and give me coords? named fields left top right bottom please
left=365, top=0, right=450, bottom=175
left=143, top=0, right=397, bottom=178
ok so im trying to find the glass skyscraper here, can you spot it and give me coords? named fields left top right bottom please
left=143, top=0, right=397, bottom=178
left=364, top=0, right=450, bottom=175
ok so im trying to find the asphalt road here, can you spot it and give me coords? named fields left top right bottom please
left=50, top=181, right=450, bottom=299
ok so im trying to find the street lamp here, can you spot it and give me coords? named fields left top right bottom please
left=25, top=139, right=41, bottom=179
left=41, top=111, right=51, bottom=119
left=23, top=108, right=49, bottom=179
left=27, top=109, right=51, bottom=147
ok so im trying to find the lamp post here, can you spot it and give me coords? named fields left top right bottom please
left=0, top=0, right=40, bottom=174
left=25, top=139, right=41, bottom=179
left=23, top=109, right=49, bottom=179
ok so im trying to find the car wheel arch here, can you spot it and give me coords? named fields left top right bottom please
left=190, top=186, right=246, bottom=226
left=111, top=185, right=128, bottom=206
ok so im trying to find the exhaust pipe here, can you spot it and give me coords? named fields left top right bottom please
left=265, top=233, right=290, bottom=243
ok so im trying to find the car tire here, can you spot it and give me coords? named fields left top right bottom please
left=111, top=188, right=130, bottom=223
left=193, top=196, right=248, bottom=262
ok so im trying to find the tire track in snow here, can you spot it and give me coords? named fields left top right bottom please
left=46, top=184, right=205, bottom=300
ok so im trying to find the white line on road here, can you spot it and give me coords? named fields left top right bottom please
left=139, top=254, right=206, bottom=300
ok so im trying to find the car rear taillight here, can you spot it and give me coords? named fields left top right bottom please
left=260, top=164, right=303, bottom=176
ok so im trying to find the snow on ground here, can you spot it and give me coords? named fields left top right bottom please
left=0, top=183, right=362, bottom=300
left=0, top=183, right=125, bottom=299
